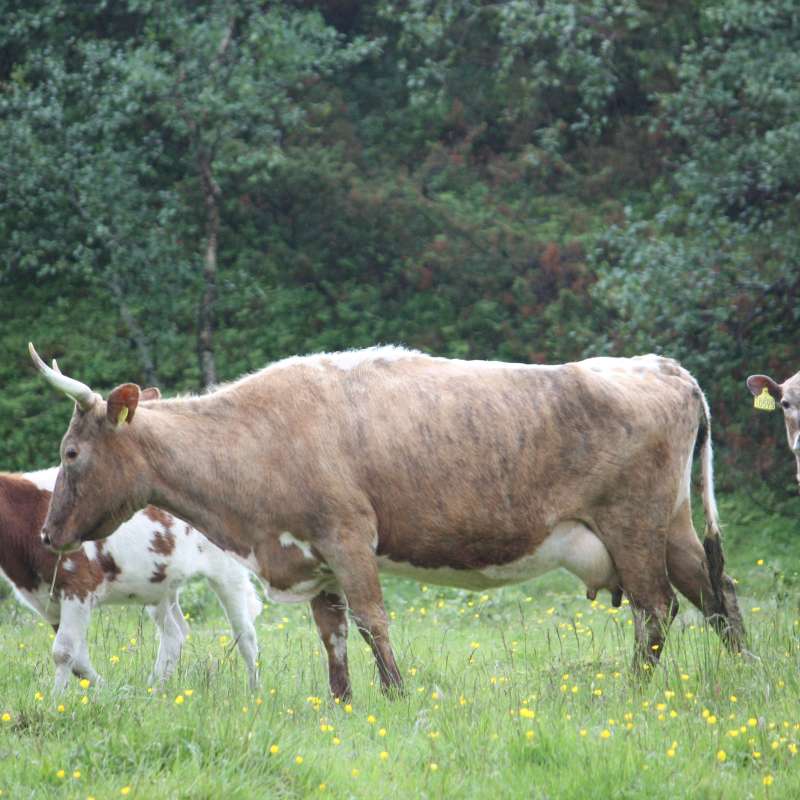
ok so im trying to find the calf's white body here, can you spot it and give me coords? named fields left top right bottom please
left=0, top=468, right=262, bottom=691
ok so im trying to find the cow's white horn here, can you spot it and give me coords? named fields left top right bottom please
left=29, top=343, right=96, bottom=410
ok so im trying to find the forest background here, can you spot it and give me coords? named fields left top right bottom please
left=1, top=0, right=798, bottom=505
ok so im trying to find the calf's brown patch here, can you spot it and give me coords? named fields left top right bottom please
left=149, top=529, right=176, bottom=556
left=144, top=506, right=174, bottom=530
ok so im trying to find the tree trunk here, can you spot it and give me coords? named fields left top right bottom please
left=197, top=152, right=219, bottom=389
left=189, top=18, right=237, bottom=390
left=108, top=273, right=160, bottom=388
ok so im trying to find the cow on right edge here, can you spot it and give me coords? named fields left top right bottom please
left=747, top=371, right=800, bottom=488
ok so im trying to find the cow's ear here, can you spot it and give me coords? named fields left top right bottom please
left=107, top=383, right=141, bottom=427
left=140, top=387, right=161, bottom=402
left=746, top=374, right=782, bottom=401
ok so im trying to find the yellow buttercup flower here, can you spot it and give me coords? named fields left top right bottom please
left=716, top=750, right=726, bottom=762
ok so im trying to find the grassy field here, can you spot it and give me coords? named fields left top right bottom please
left=1, top=493, right=798, bottom=799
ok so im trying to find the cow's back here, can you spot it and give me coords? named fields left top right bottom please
left=236, top=350, right=702, bottom=571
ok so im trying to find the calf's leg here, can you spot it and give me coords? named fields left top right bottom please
left=148, top=592, right=186, bottom=685
left=53, top=600, right=101, bottom=693
left=208, top=576, right=261, bottom=691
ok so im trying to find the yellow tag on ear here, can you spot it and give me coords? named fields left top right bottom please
left=117, top=406, right=129, bottom=425
left=754, top=387, right=776, bottom=411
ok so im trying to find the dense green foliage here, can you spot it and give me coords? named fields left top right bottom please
left=1, top=6, right=799, bottom=793
left=1, top=0, right=798, bottom=496
left=1, top=495, right=799, bottom=798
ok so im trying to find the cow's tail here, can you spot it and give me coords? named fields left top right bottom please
left=696, top=390, right=726, bottom=611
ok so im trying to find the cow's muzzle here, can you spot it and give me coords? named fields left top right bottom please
left=40, top=526, right=81, bottom=554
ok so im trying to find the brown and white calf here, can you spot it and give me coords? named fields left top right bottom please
left=747, top=371, right=800, bottom=487
left=29, top=344, right=745, bottom=700
left=0, top=468, right=261, bottom=692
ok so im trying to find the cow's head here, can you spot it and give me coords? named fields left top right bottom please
left=29, top=343, right=160, bottom=552
left=747, top=371, right=800, bottom=487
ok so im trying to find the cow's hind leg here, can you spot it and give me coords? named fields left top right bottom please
left=311, top=591, right=351, bottom=702
left=666, top=502, right=745, bottom=652
left=317, top=530, right=403, bottom=695
left=598, top=517, right=678, bottom=673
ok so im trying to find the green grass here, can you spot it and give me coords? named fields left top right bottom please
left=1, top=493, right=799, bottom=799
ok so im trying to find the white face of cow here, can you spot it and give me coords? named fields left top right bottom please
left=747, top=372, right=800, bottom=488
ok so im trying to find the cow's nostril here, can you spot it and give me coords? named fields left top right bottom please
left=41, top=529, right=51, bottom=546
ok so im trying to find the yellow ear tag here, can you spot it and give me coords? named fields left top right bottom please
left=117, top=406, right=129, bottom=425
left=754, top=387, right=776, bottom=412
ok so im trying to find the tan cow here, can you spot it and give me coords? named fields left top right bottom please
left=30, top=344, right=745, bottom=699
left=747, top=372, right=800, bottom=487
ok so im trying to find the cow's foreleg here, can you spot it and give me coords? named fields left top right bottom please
left=346, top=579, right=402, bottom=694
left=311, top=591, right=351, bottom=702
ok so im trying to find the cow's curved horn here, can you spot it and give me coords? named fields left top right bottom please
left=29, top=343, right=96, bottom=410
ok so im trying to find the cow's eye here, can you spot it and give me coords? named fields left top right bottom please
left=781, top=400, right=790, bottom=409
left=65, top=447, right=79, bottom=461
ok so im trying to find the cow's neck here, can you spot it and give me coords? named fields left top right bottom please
left=134, top=404, right=255, bottom=556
